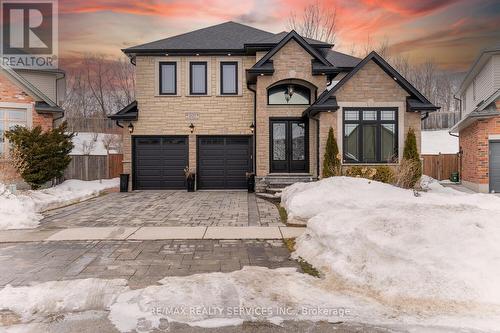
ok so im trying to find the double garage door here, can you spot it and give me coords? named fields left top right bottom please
left=490, top=141, right=500, bottom=193
left=133, top=136, right=251, bottom=190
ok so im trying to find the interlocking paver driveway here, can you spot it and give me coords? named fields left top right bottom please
left=0, top=239, right=298, bottom=289
left=40, top=191, right=282, bottom=228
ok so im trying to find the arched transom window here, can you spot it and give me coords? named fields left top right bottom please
left=267, top=84, right=311, bottom=105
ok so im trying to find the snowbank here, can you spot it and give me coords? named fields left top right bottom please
left=421, top=130, right=459, bottom=155
left=0, top=178, right=119, bottom=230
left=283, top=177, right=500, bottom=329
left=1, top=267, right=498, bottom=332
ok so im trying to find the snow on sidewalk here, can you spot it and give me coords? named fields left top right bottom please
left=0, top=178, right=119, bottom=230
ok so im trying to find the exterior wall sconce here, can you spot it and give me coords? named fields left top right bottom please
left=128, top=122, right=134, bottom=134
left=249, top=123, right=255, bottom=133
left=189, top=123, right=195, bottom=133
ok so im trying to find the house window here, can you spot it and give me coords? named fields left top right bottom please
left=268, top=84, right=310, bottom=105
left=159, top=62, right=176, bottom=95
left=190, top=62, right=207, bottom=95
left=343, top=108, right=398, bottom=164
left=220, top=62, right=238, bottom=95
left=0, top=108, right=27, bottom=157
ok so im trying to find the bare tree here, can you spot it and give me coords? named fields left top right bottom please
left=288, top=1, right=336, bottom=44
left=101, top=134, right=122, bottom=154
left=62, top=54, right=135, bottom=132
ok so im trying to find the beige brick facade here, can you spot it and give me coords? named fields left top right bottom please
left=315, top=60, right=422, bottom=178
left=255, top=39, right=328, bottom=177
left=126, top=42, right=425, bottom=187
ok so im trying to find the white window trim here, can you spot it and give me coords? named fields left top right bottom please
left=154, top=57, right=181, bottom=97
left=215, top=57, right=243, bottom=96
left=0, top=102, right=33, bottom=158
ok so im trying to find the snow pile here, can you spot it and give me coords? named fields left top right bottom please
left=109, top=266, right=380, bottom=331
left=421, top=130, right=459, bottom=155
left=0, top=278, right=128, bottom=323
left=282, top=177, right=500, bottom=326
left=0, top=178, right=119, bottom=230
left=0, top=184, right=40, bottom=229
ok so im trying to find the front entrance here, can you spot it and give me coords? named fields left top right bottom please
left=270, top=119, right=308, bottom=173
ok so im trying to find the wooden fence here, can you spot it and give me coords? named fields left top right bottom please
left=421, top=112, right=461, bottom=130
left=422, top=153, right=460, bottom=180
left=64, top=154, right=123, bottom=181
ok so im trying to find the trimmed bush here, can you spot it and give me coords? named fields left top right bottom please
left=5, top=122, right=74, bottom=189
left=344, top=165, right=394, bottom=184
left=322, top=127, right=341, bottom=178
left=399, top=127, right=421, bottom=188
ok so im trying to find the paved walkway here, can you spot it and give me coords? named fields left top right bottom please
left=40, top=191, right=281, bottom=228
left=0, top=226, right=305, bottom=242
left=0, top=239, right=299, bottom=289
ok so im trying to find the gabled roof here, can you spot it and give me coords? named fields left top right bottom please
left=319, top=49, right=361, bottom=68
left=124, top=22, right=275, bottom=54
left=249, top=31, right=332, bottom=48
left=252, top=30, right=331, bottom=69
left=304, top=51, right=439, bottom=117
left=109, top=100, right=138, bottom=121
left=450, top=88, right=500, bottom=133
left=458, top=44, right=500, bottom=95
left=0, top=63, right=63, bottom=114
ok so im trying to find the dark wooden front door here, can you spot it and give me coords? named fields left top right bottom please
left=270, top=119, right=308, bottom=173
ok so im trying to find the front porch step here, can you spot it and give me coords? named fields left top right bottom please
left=256, top=174, right=317, bottom=194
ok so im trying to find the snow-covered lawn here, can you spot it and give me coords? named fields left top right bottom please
left=0, top=178, right=119, bottom=230
left=282, top=176, right=500, bottom=330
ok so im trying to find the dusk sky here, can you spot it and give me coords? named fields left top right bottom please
left=58, top=0, right=500, bottom=71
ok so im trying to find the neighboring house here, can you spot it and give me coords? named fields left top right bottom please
left=451, top=45, right=500, bottom=193
left=110, top=21, right=438, bottom=191
left=0, top=65, right=65, bottom=183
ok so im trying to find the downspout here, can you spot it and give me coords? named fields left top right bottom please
left=315, top=116, right=320, bottom=177
left=453, top=94, right=462, bottom=119
left=247, top=83, right=257, bottom=173
left=115, top=120, right=124, bottom=128
left=52, top=72, right=66, bottom=124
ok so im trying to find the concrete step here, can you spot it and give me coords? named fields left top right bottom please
left=266, top=187, right=284, bottom=194
left=256, top=192, right=281, bottom=201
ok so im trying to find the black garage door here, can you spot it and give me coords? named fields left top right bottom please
left=490, top=141, right=500, bottom=193
left=133, top=136, right=188, bottom=190
left=197, top=136, right=252, bottom=189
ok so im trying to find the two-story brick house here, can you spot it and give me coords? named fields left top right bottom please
left=110, top=22, right=437, bottom=191
left=0, top=64, right=65, bottom=184
left=450, top=45, right=500, bottom=193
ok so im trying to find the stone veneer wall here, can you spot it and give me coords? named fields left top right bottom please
left=254, top=39, right=328, bottom=177
left=316, top=60, right=422, bottom=178
left=123, top=55, right=257, bottom=181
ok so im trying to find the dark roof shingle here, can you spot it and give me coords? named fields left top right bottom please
left=124, top=21, right=274, bottom=52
